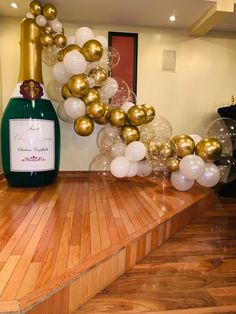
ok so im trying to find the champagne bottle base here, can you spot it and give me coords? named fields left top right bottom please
left=4, top=171, right=58, bottom=187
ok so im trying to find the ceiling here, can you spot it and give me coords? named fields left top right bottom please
left=1, top=0, right=236, bottom=33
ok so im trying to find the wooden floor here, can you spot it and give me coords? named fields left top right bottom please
left=77, top=197, right=236, bottom=314
left=0, top=173, right=213, bottom=313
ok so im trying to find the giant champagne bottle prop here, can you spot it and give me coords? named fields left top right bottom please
left=1, top=18, right=60, bottom=187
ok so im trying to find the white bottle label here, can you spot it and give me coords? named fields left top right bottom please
left=9, top=119, right=55, bottom=172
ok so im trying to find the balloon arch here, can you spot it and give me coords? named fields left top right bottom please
left=26, top=1, right=236, bottom=191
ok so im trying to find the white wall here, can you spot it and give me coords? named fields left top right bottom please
left=1, top=16, right=236, bottom=170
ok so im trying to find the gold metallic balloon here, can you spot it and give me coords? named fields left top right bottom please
left=121, top=125, right=140, bottom=144
left=40, top=32, right=54, bottom=46
left=86, top=102, right=106, bottom=119
left=109, top=108, right=126, bottom=128
left=167, top=157, right=180, bottom=172
left=94, top=104, right=111, bottom=125
left=82, top=40, right=103, bottom=62
left=43, top=4, right=57, bottom=20
left=58, top=44, right=82, bottom=61
left=138, top=104, right=155, bottom=124
left=41, top=24, right=53, bottom=35
left=64, top=44, right=82, bottom=55
left=159, top=141, right=176, bottom=159
left=57, top=49, right=64, bottom=61
left=195, top=138, right=222, bottom=162
left=62, top=83, right=72, bottom=99
left=68, top=74, right=89, bottom=98
left=172, top=134, right=195, bottom=158
left=74, top=116, right=94, bottom=136
left=147, top=137, right=164, bottom=159
left=88, top=67, right=107, bottom=87
left=82, top=88, right=100, bottom=105
left=54, top=33, right=67, bottom=48
left=29, top=0, right=42, bottom=16
left=127, top=106, right=146, bottom=126
left=65, top=44, right=82, bottom=54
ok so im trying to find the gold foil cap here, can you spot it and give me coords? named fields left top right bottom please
left=18, top=18, right=43, bottom=83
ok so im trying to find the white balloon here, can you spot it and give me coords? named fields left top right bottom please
left=63, top=50, right=87, bottom=75
left=50, top=19, right=62, bottom=33
left=196, top=163, right=220, bottom=187
left=63, top=97, right=86, bottom=119
left=35, top=15, right=46, bottom=27
left=75, top=27, right=94, bottom=46
left=26, top=11, right=35, bottom=19
left=125, top=141, right=147, bottom=162
left=57, top=103, right=74, bottom=123
left=121, top=101, right=135, bottom=113
left=111, top=142, right=127, bottom=157
left=137, top=160, right=152, bottom=177
left=67, top=35, right=76, bottom=45
left=52, top=62, right=70, bottom=84
left=189, top=134, right=203, bottom=145
left=110, top=156, right=130, bottom=178
left=95, top=35, right=108, bottom=49
left=179, top=155, right=205, bottom=180
left=127, top=162, right=139, bottom=177
left=100, top=77, right=118, bottom=99
left=171, top=171, right=195, bottom=191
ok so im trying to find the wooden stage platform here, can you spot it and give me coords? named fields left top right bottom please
left=0, top=173, right=214, bottom=313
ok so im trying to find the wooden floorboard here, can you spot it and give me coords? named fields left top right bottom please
left=0, top=174, right=213, bottom=313
left=77, top=197, right=236, bottom=314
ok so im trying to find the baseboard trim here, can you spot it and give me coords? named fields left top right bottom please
left=58, top=171, right=90, bottom=177
left=0, top=171, right=89, bottom=181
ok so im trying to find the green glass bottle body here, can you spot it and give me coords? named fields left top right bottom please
left=1, top=18, right=60, bottom=187
left=1, top=96, right=60, bottom=187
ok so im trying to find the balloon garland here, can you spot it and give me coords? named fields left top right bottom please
left=25, top=1, right=236, bottom=191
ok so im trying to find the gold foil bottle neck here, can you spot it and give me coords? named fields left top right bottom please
left=18, top=18, right=43, bottom=83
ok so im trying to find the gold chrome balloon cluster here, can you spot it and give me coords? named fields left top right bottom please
left=28, top=0, right=66, bottom=49
left=23, top=1, right=236, bottom=188
left=142, top=117, right=236, bottom=191
left=47, top=21, right=156, bottom=137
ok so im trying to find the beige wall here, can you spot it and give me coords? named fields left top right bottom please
left=1, top=16, right=236, bottom=170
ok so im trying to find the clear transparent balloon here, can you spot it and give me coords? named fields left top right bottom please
left=214, top=155, right=236, bottom=183
left=42, top=45, right=61, bottom=66
left=47, top=80, right=64, bottom=102
left=101, top=46, right=120, bottom=71
left=147, top=135, right=177, bottom=161
left=126, top=90, right=137, bottom=104
left=89, top=154, right=113, bottom=178
left=110, top=77, right=130, bottom=108
left=111, top=141, right=127, bottom=158
left=140, top=116, right=172, bottom=144
left=97, top=124, right=121, bottom=156
left=206, top=118, right=236, bottom=155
